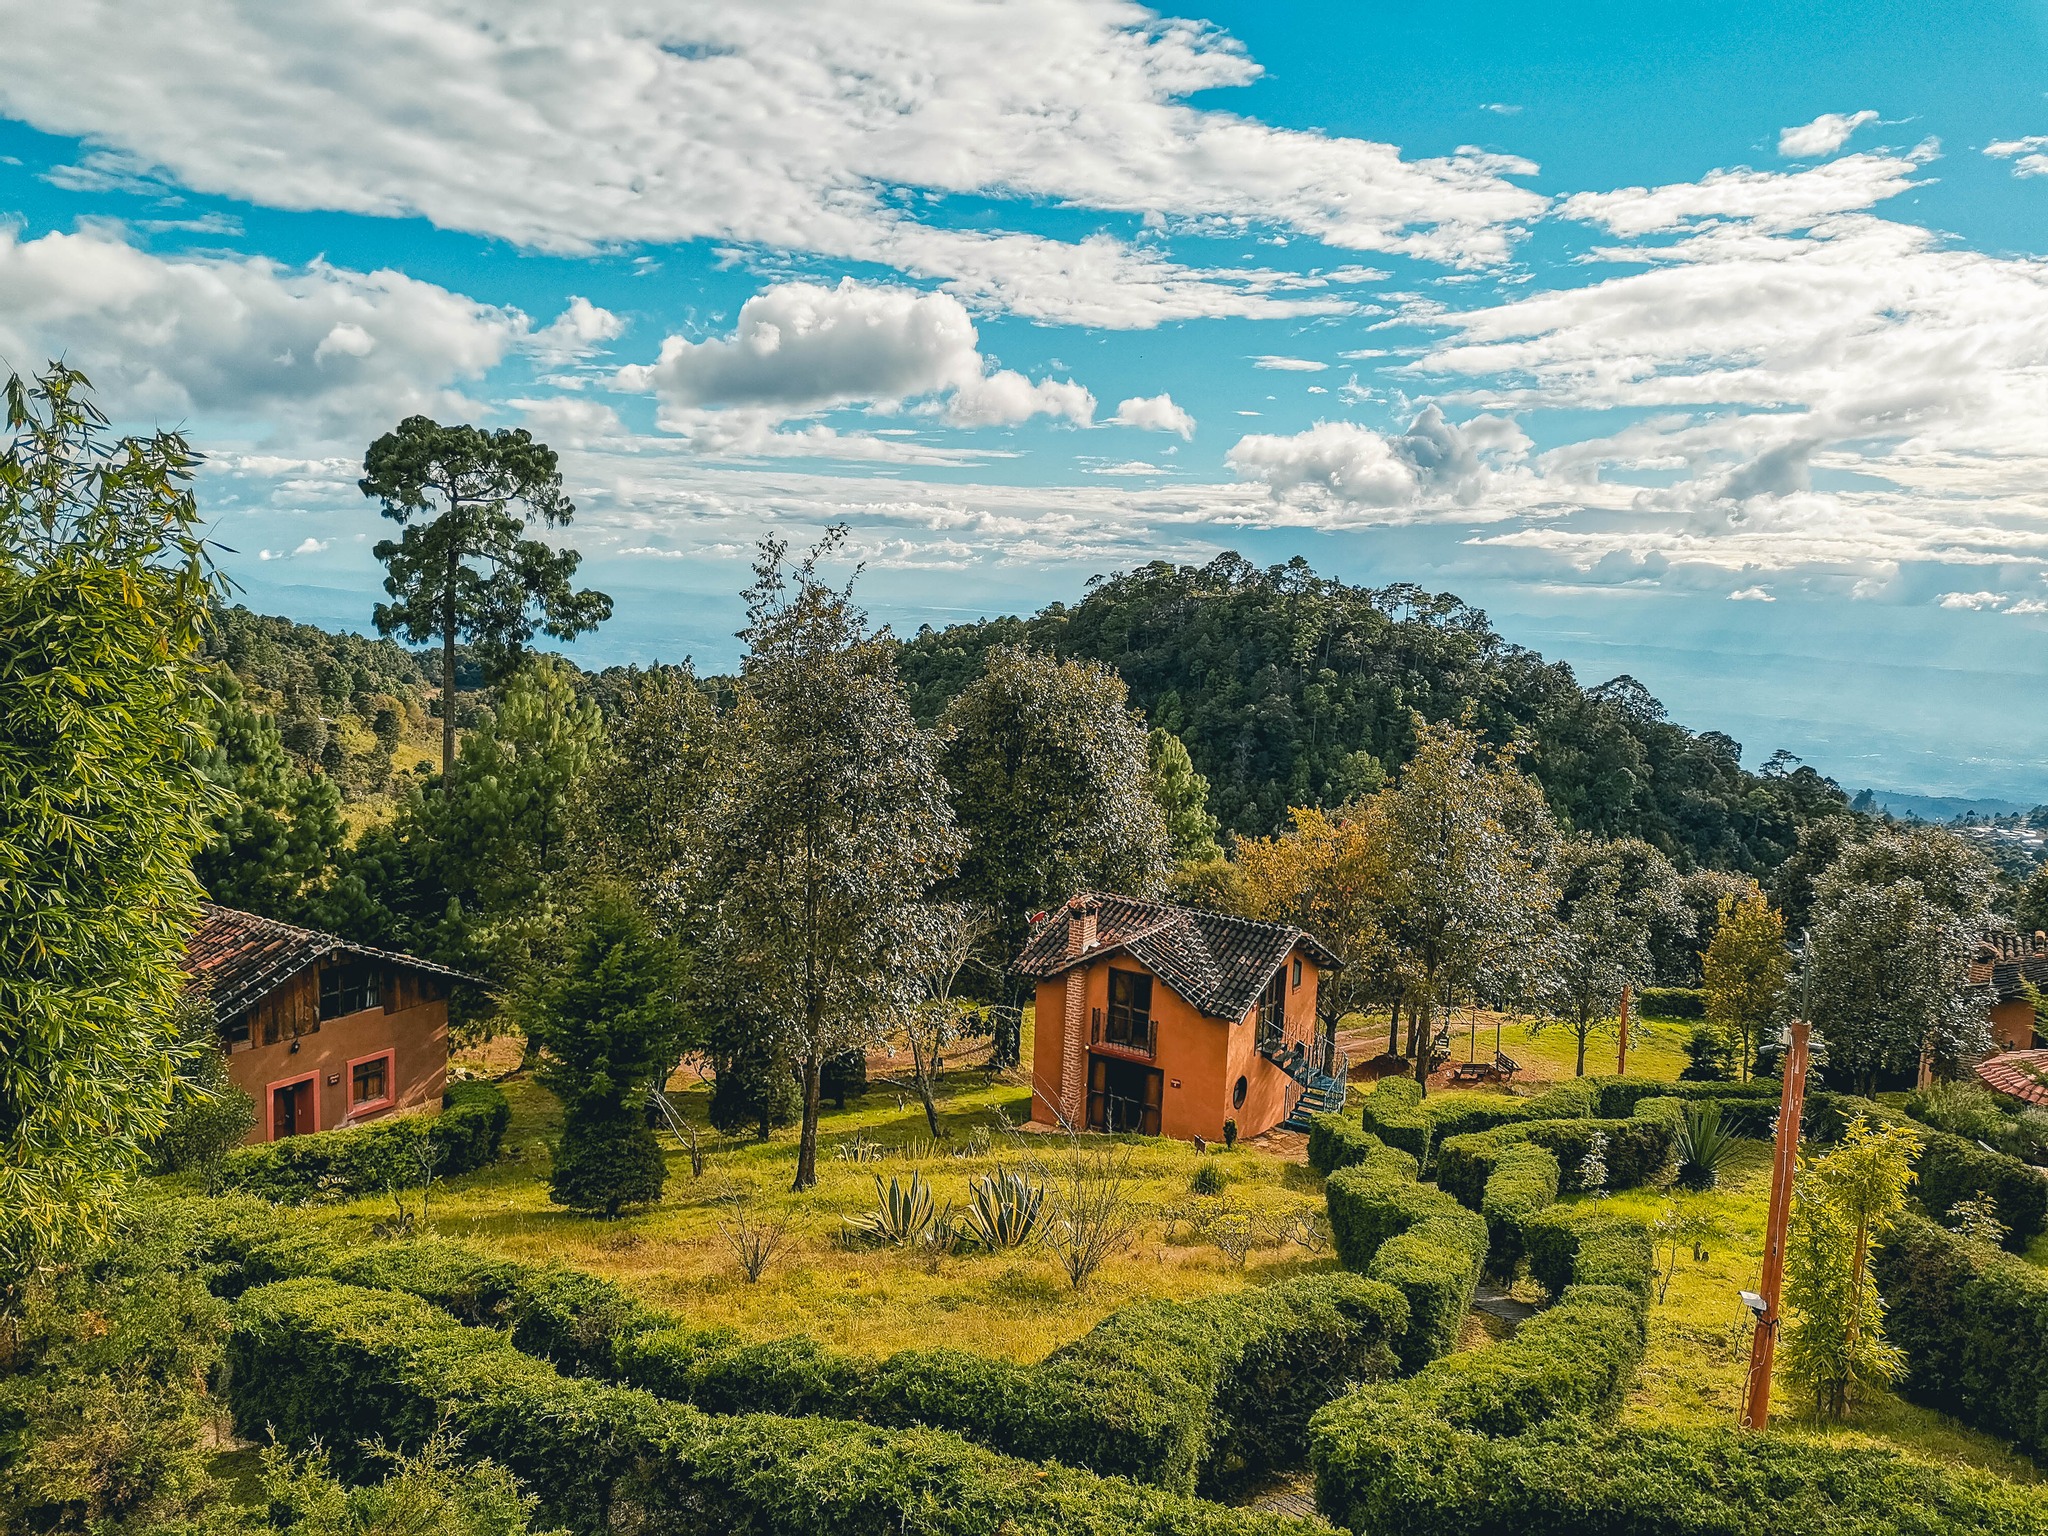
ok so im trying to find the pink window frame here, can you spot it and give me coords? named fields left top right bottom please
left=345, top=1047, right=397, bottom=1119
left=264, top=1069, right=321, bottom=1141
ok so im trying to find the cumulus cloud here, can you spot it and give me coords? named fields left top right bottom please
left=0, top=2, right=1547, bottom=327
left=258, top=535, right=329, bottom=560
left=1728, top=586, right=1774, bottom=601
left=0, top=223, right=523, bottom=441
left=1778, top=110, right=1878, bottom=159
left=615, top=278, right=1092, bottom=453
left=528, top=296, right=625, bottom=363
left=1938, top=591, right=2008, bottom=610
left=1111, top=393, right=1195, bottom=437
left=1226, top=405, right=1528, bottom=511
left=1987, top=136, right=2048, bottom=178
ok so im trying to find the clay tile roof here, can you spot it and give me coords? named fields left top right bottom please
left=1976, top=1048, right=2048, bottom=1108
left=1969, top=929, right=2048, bottom=1004
left=1013, top=891, right=1340, bottom=1022
left=184, top=903, right=475, bottom=1025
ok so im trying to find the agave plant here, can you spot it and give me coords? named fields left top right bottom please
left=1675, top=1101, right=1745, bottom=1191
left=844, top=1171, right=936, bottom=1246
left=960, top=1167, right=1045, bottom=1249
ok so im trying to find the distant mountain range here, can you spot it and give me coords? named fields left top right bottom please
left=1857, top=789, right=2035, bottom=822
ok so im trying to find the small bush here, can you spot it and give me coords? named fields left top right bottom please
left=1915, top=1131, right=2047, bottom=1250
left=1190, top=1159, right=1227, bottom=1197
left=1679, top=1024, right=1738, bottom=1081
left=1522, top=1205, right=1654, bottom=1306
left=214, top=1081, right=510, bottom=1203
left=1306, top=1113, right=1384, bottom=1175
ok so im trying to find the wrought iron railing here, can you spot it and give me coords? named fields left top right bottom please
left=1092, top=1006, right=1157, bottom=1058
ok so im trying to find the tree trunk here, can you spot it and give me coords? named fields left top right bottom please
left=1413, top=995, right=1432, bottom=1100
left=908, top=1026, right=943, bottom=1139
left=792, top=1054, right=823, bottom=1191
left=1575, top=1024, right=1589, bottom=1077
left=440, top=606, right=458, bottom=786
left=1387, top=997, right=1401, bottom=1056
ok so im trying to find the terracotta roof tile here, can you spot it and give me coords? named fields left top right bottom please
left=184, top=904, right=475, bottom=1024
left=1976, top=1048, right=2048, bottom=1108
left=1014, top=891, right=1340, bottom=1021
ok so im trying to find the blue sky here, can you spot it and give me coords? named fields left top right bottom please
left=4, top=1, right=2048, bottom=801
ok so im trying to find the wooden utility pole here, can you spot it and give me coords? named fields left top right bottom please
left=1615, top=983, right=1633, bottom=1076
left=1741, top=1019, right=1811, bottom=1431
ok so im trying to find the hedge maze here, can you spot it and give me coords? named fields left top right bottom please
left=165, top=1069, right=2048, bottom=1535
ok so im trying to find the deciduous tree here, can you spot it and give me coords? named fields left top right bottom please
left=938, top=644, right=1169, bottom=1004
left=360, top=417, right=611, bottom=781
left=0, top=365, right=222, bottom=1270
left=1536, top=836, right=1685, bottom=1076
left=1701, top=887, right=1790, bottom=1080
left=1376, top=719, right=1557, bottom=1094
left=1235, top=800, right=1394, bottom=1021
left=705, top=533, right=963, bottom=1190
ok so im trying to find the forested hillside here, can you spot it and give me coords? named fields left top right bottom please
left=897, top=554, right=1847, bottom=872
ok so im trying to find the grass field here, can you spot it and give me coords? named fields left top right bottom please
left=315, top=1037, right=1335, bottom=1361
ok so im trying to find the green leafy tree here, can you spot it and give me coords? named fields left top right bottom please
left=1805, top=826, right=1996, bottom=1091
left=1701, top=887, right=1790, bottom=1080
left=1536, top=836, right=1686, bottom=1076
left=190, top=673, right=352, bottom=926
left=1782, top=1117, right=1918, bottom=1419
left=0, top=366, right=222, bottom=1271
left=938, top=644, right=1169, bottom=1002
left=359, top=417, right=611, bottom=782
left=1377, top=718, right=1557, bottom=1094
left=1145, top=727, right=1223, bottom=866
left=705, top=533, right=963, bottom=1190
left=2015, top=860, right=2048, bottom=940
left=523, top=887, right=681, bottom=1217
left=1235, top=800, right=1395, bottom=1022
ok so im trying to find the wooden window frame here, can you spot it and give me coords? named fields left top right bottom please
left=346, top=1048, right=396, bottom=1119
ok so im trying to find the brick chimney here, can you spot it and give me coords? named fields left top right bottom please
left=1065, top=895, right=1100, bottom=959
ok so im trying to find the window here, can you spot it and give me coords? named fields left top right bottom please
left=351, top=1052, right=393, bottom=1111
left=320, top=960, right=381, bottom=1020
left=1292, top=956, right=1303, bottom=989
left=1105, top=969, right=1153, bottom=1048
left=1233, top=1074, right=1248, bottom=1109
left=223, top=1011, right=250, bottom=1048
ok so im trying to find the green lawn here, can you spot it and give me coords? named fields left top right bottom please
left=305, top=1039, right=1337, bottom=1362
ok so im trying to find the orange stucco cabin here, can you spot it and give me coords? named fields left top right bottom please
left=1971, top=930, right=2048, bottom=1055
left=185, top=904, right=470, bottom=1143
left=1015, top=892, right=1344, bottom=1143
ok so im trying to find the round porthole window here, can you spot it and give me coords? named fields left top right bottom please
left=1233, top=1075, right=1248, bottom=1109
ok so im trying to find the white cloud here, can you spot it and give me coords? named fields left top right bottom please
left=1481, top=103, right=1522, bottom=116
left=1556, top=147, right=1932, bottom=236
left=1089, top=460, right=1170, bottom=476
left=528, top=297, right=625, bottom=363
left=1987, top=136, right=2048, bottom=179
left=1938, top=591, right=2008, bottom=609
left=1226, top=405, right=1528, bottom=511
left=1111, top=393, right=1195, bottom=437
left=0, top=2, right=1548, bottom=327
left=1251, top=355, right=1329, bottom=371
left=1728, top=586, right=1774, bottom=601
left=1778, top=110, right=1878, bottom=159
left=257, top=535, right=328, bottom=560
left=0, top=224, right=523, bottom=441
left=615, top=278, right=1091, bottom=454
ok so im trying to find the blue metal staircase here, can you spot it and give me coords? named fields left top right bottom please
left=1264, top=1023, right=1349, bottom=1133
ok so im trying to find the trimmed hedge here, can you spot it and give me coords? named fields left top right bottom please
left=1807, top=1093, right=2047, bottom=1249
left=1637, top=985, right=1705, bottom=1019
left=1312, top=1186, right=1654, bottom=1531
left=1916, top=1132, right=2048, bottom=1251
left=1307, top=1112, right=1384, bottom=1175
left=1325, top=1152, right=1487, bottom=1370
left=227, top=1278, right=1321, bottom=1536
left=214, top=1079, right=509, bottom=1202
left=1590, top=1074, right=1781, bottom=1119
left=617, top=1272, right=1406, bottom=1497
left=1479, top=1144, right=1559, bottom=1268
left=1311, top=1418, right=2048, bottom=1536
left=1875, top=1213, right=2048, bottom=1459
left=172, top=1194, right=1401, bottom=1496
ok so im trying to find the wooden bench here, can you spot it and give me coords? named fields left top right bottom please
left=1448, top=1051, right=1523, bottom=1087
